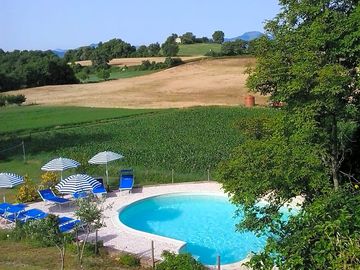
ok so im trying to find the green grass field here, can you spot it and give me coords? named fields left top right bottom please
left=0, top=234, right=140, bottom=270
left=0, top=106, right=157, bottom=134
left=178, top=43, right=221, bottom=56
left=0, top=105, right=277, bottom=202
left=79, top=67, right=157, bottom=83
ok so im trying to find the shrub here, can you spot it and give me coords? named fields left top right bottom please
left=116, top=253, right=140, bottom=267
left=0, top=229, right=11, bottom=241
left=0, top=95, right=5, bottom=107
left=16, top=175, right=40, bottom=203
left=97, top=69, right=111, bottom=81
left=164, top=57, right=183, bottom=68
left=6, top=94, right=26, bottom=105
left=39, top=171, right=59, bottom=190
left=156, top=251, right=206, bottom=270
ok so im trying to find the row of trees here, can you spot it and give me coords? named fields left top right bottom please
left=0, top=50, right=78, bottom=92
left=64, top=30, right=227, bottom=66
left=174, top=30, right=224, bottom=44
left=218, top=0, right=360, bottom=269
left=64, top=39, right=163, bottom=65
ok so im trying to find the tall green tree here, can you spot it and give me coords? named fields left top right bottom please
left=217, top=1, right=360, bottom=269
left=148, top=42, right=161, bottom=56
left=75, top=195, right=106, bottom=266
left=181, top=32, right=196, bottom=44
left=212, top=30, right=225, bottom=43
left=161, top=35, right=179, bottom=57
left=247, top=0, right=360, bottom=191
left=136, top=45, right=148, bottom=57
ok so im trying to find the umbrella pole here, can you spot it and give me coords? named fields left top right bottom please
left=105, top=163, right=109, bottom=191
left=61, top=171, right=63, bottom=181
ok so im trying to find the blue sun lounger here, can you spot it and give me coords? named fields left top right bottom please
left=119, top=169, right=134, bottom=193
left=5, top=208, right=48, bottom=223
left=38, top=189, right=71, bottom=206
left=73, top=191, right=88, bottom=200
left=59, top=219, right=81, bottom=233
left=0, top=203, right=28, bottom=223
left=92, top=178, right=107, bottom=196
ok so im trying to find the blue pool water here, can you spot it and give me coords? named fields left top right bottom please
left=119, top=194, right=272, bottom=265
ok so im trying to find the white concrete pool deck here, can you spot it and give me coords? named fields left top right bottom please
left=22, top=182, right=256, bottom=269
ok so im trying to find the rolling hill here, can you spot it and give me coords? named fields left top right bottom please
left=7, top=57, right=267, bottom=108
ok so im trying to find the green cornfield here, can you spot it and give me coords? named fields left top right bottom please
left=0, top=106, right=277, bottom=188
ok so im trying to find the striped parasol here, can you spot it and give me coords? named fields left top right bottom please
left=0, top=173, right=24, bottom=188
left=88, top=151, right=124, bottom=187
left=55, top=174, right=100, bottom=194
left=41, top=157, right=80, bottom=180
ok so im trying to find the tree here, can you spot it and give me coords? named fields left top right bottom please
left=97, top=68, right=110, bottom=81
left=247, top=0, right=360, bottom=191
left=148, top=42, right=161, bottom=56
left=30, top=215, right=70, bottom=270
left=221, top=40, right=247, bottom=56
left=75, top=195, right=106, bottom=266
left=212, top=30, right=225, bottom=44
left=165, top=33, right=178, bottom=44
left=90, top=49, right=110, bottom=70
left=181, top=32, right=196, bottom=44
left=161, top=35, right=179, bottom=57
left=136, top=45, right=148, bottom=57
left=217, top=0, right=360, bottom=268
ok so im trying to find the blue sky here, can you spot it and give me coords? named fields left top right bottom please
left=0, top=0, right=280, bottom=51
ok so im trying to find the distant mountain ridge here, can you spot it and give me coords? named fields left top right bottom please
left=225, top=31, right=264, bottom=42
left=52, top=49, right=67, bottom=58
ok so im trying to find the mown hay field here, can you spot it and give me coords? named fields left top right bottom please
left=7, top=57, right=267, bottom=108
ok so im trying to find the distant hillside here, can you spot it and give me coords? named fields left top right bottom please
left=52, top=49, right=66, bottom=58
left=178, top=43, right=221, bottom=56
left=51, top=43, right=98, bottom=58
left=225, top=31, right=264, bottom=42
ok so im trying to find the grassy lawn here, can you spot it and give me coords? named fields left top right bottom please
left=178, top=43, right=221, bottom=56
left=80, top=67, right=158, bottom=83
left=0, top=105, right=277, bottom=203
left=0, top=106, right=157, bottom=134
left=0, top=237, right=142, bottom=270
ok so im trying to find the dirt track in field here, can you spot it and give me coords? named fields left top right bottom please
left=8, top=57, right=268, bottom=109
left=76, top=56, right=203, bottom=67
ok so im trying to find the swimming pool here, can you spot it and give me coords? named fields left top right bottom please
left=119, top=193, right=268, bottom=265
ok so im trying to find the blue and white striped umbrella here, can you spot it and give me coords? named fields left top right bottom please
left=41, top=157, right=80, bottom=180
left=41, top=157, right=80, bottom=171
left=55, top=174, right=100, bottom=194
left=0, top=173, right=24, bottom=188
left=88, top=151, right=124, bottom=187
left=88, top=151, right=124, bottom=165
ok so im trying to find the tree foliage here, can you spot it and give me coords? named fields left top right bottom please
left=75, top=195, right=106, bottom=266
left=161, top=35, right=179, bottom=57
left=221, top=40, right=247, bottom=56
left=217, top=1, right=360, bottom=269
left=181, top=32, right=196, bottom=44
left=0, top=50, right=78, bottom=92
left=147, top=42, right=161, bottom=56
left=246, top=0, right=360, bottom=190
left=212, top=30, right=225, bottom=44
left=156, top=251, right=206, bottom=270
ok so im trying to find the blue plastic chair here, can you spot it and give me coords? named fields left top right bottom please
left=6, top=208, right=48, bottom=223
left=38, top=189, right=71, bottom=205
left=73, top=191, right=88, bottom=200
left=119, top=169, right=134, bottom=193
left=0, top=203, right=28, bottom=223
left=59, top=219, right=81, bottom=233
left=92, top=178, right=107, bottom=196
